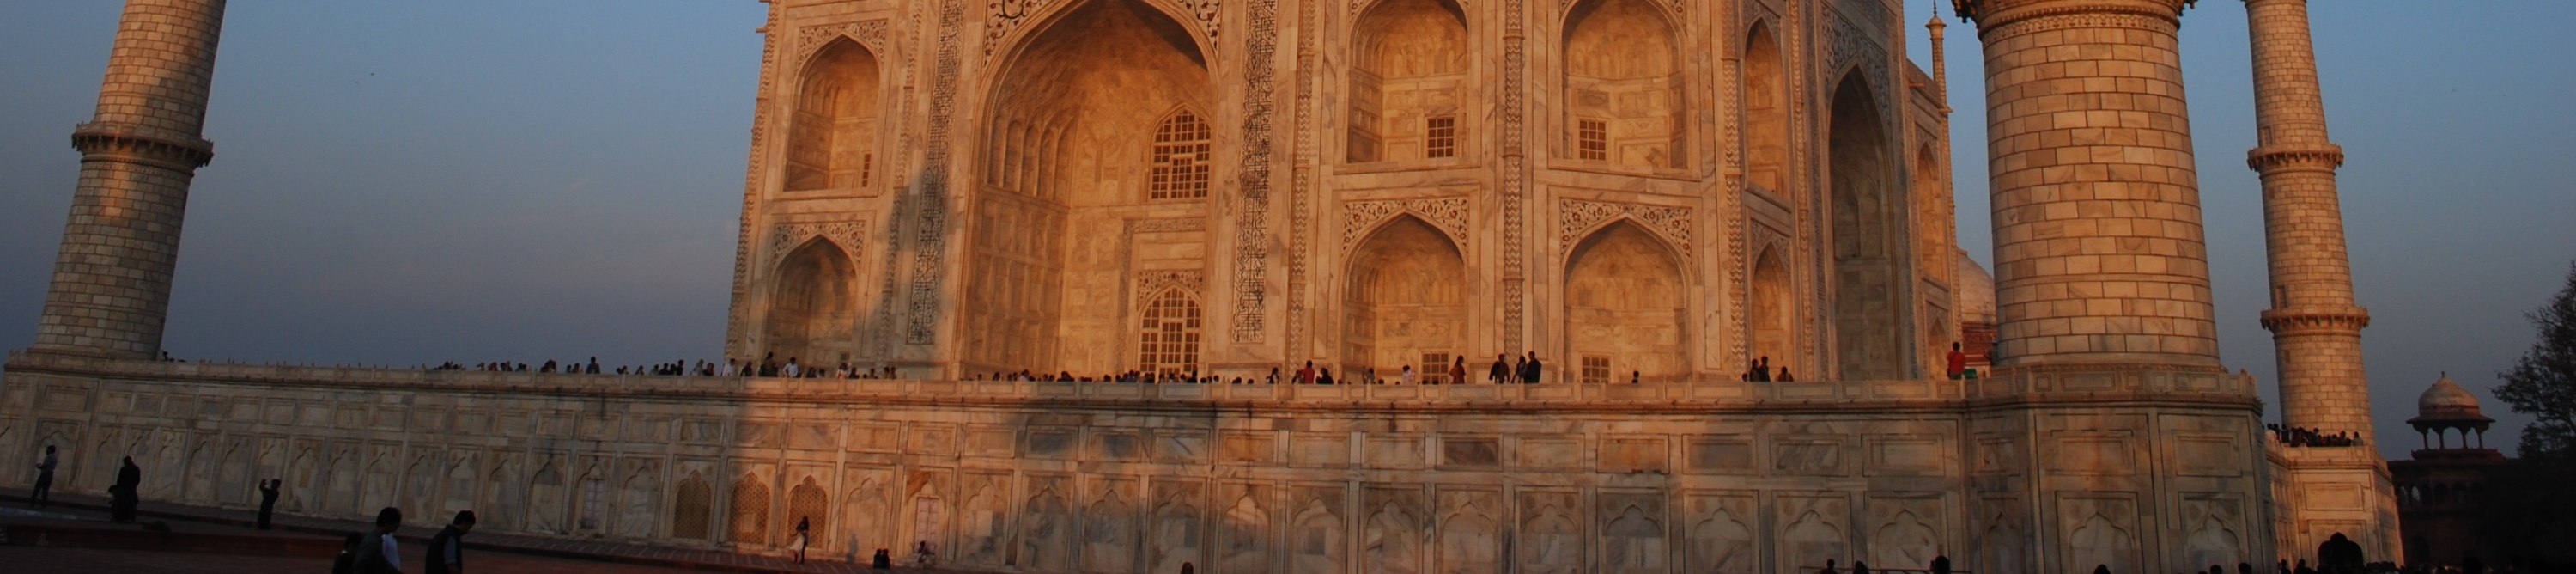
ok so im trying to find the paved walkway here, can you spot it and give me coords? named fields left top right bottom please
left=1, top=492, right=975, bottom=573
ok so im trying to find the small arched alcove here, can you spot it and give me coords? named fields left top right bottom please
left=764, top=240, right=858, bottom=368
left=1561, top=0, right=1684, bottom=168
left=786, top=40, right=883, bottom=192
left=1565, top=221, right=1687, bottom=382
left=1345, top=216, right=1467, bottom=378
left=1348, top=0, right=1469, bottom=162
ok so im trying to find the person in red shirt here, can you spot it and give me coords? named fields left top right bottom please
left=1946, top=342, right=1969, bottom=380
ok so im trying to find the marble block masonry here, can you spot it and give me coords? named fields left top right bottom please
left=3, top=0, right=2401, bottom=572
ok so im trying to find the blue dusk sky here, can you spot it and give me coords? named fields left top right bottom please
left=2, top=1, right=2571, bottom=459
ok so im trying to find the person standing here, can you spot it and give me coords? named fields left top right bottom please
left=28, top=445, right=56, bottom=509
left=790, top=516, right=811, bottom=564
left=1520, top=352, right=1544, bottom=384
left=1488, top=355, right=1510, bottom=384
left=351, top=507, right=404, bottom=574
left=423, top=510, right=475, bottom=574
left=256, top=479, right=281, bottom=529
left=1447, top=357, right=1466, bottom=386
left=1398, top=365, right=1417, bottom=385
left=1946, top=342, right=1969, bottom=380
left=111, top=456, right=142, bottom=523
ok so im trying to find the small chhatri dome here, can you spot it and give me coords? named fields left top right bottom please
left=2412, top=373, right=2491, bottom=423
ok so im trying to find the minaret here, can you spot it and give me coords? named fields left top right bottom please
left=1958, top=0, right=2221, bottom=372
left=1926, top=6, right=1950, bottom=115
left=29, top=0, right=228, bottom=359
left=2245, top=0, right=2373, bottom=437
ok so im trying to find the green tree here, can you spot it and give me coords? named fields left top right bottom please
left=2496, top=261, right=2576, bottom=459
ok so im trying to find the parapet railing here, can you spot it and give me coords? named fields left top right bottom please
left=3, top=351, right=2259, bottom=411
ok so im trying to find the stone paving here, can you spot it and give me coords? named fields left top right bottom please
left=1, top=493, right=978, bottom=574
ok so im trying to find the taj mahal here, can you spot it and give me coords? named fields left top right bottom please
left=2, top=0, right=2404, bottom=573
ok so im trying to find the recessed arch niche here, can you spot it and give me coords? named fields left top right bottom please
left=786, top=40, right=883, bottom=192
left=1565, top=221, right=1687, bottom=382
left=1347, top=0, right=1468, bottom=162
left=764, top=240, right=858, bottom=368
left=1561, top=0, right=1684, bottom=168
left=1344, top=216, right=1467, bottom=379
left=1744, top=22, right=1787, bottom=192
left=1828, top=72, right=1905, bottom=380
left=967, top=0, right=1212, bottom=374
left=1750, top=246, right=1793, bottom=372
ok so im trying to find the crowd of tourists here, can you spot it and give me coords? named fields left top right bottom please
left=2269, top=424, right=2363, bottom=447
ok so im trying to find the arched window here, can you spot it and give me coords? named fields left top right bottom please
left=1139, top=288, right=1203, bottom=375
left=1150, top=110, right=1212, bottom=200
left=731, top=474, right=772, bottom=545
left=672, top=474, right=714, bottom=540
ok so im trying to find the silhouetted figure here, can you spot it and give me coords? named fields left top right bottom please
left=2293, top=559, right=2314, bottom=574
left=29, top=445, right=56, bottom=509
left=872, top=548, right=893, bottom=570
left=1488, top=355, right=1510, bottom=383
left=1852, top=560, right=1871, bottom=574
left=915, top=540, right=936, bottom=567
left=2317, top=532, right=2364, bottom=574
left=256, top=479, right=280, bottom=529
left=2277, top=559, right=2291, bottom=574
left=110, top=456, right=142, bottom=523
left=1820, top=559, right=1838, bottom=574
left=1520, top=352, right=1544, bottom=383
left=1931, top=555, right=1952, bottom=574
left=1777, top=368, right=1795, bottom=382
left=2092, top=565, right=2111, bottom=574
left=334, top=532, right=367, bottom=574
left=2239, top=562, right=2255, bottom=574
left=2211, top=565, right=2226, bottom=574
left=351, top=507, right=404, bottom=574
left=424, top=510, right=475, bottom=574
left=1181, top=561, right=1196, bottom=574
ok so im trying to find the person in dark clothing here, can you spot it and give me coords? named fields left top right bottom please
left=1820, top=559, right=1838, bottom=574
left=2239, top=562, right=2255, bottom=574
left=2315, top=532, right=2364, bottom=574
left=1489, top=355, right=1510, bottom=384
left=256, top=479, right=280, bottom=529
left=1520, top=352, right=1543, bottom=383
left=424, top=510, right=475, bottom=574
left=333, top=532, right=367, bottom=574
left=111, top=456, right=142, bottom=523
left=2293, top=559, right=2314, bottom=574
left=1181, top=562, right=1195, bottom=574
left=1930, top=555, right=1951, bottom=574
left=2092, top=565, right=2111, bottom=574
left=1851, top=561, right=1871, bottom=574
left=352, top=507, right=404, bottom=574
left=872, top=548, right=893, bottom=570
left=29, top=445, right=56, bottom=509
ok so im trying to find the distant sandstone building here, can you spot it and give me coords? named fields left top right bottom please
left=3, top=1, right=2404, bottom=573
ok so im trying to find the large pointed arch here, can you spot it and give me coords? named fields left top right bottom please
left=1347, top=0, right=1469, bottom=162
left=786, top=39, right=884, bottom=192
left=1561, top=0, right=1685, bottom=168
left=1743, top=21, right=1787, bottom=192
left=1829, top=70, right=1906, bottom=380
left=1564, top=220, right=1689, bottom=382
left=764, top=238, right=859, bottom=369
left=967, top=0, right=1214, bottom=376
left=1345, top=215, right=1467, bottom=379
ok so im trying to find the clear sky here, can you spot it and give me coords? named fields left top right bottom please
left=2, top=1, right=2570, bottom=459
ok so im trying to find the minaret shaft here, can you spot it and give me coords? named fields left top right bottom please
left=30, top=0, right=227, bottom=359
left=2245, top=0, right=2372, bottom=435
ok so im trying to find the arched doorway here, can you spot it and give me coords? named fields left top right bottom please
left=968, top=0, right=1213, bottom=375
left=1139, top=287, right=1204, bottom=376
left=1348, top=0, right=1468, bottom=162
left=1565, top=222, right=1687, bottom=382
left=1346, top=216, right=1466, bottom=381
left=764, top=240, right=858, bottom=369
left=1561, top=0, right=1684, bottom=168
left=1829, top=72, right=1905, bottom=380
